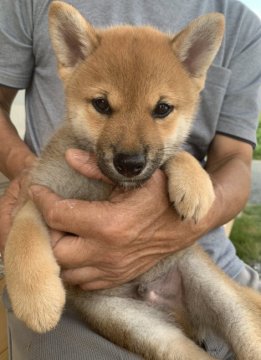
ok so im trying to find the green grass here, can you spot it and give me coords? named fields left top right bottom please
left=230, top=205, right=261, bottom=264
left=253, top=115, right=261, bottom=160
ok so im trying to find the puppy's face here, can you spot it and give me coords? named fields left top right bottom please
left=66, top=27, right=200, bottom=186
left=49, top=2, right=224, bottom=186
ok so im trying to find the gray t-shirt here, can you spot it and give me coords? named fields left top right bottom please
left=0, top=0, right=261, bottom=278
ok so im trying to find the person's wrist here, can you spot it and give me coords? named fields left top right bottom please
left=191, top=183, right=223, bottom=240
left=23, top=153, right=37, bottom=171
left=168, top=208, right=211, bottom=253
left=7, top=151, right=36, bottom=179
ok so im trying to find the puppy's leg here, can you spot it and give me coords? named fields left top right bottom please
left=4, top=200, right=65, bottom=333
left=72, top=294, right=215, bottom=360
left=164, top=151, right=215, bottom=222
left=165, top=152, right=261, bottom=358
left=178, top=246, right=261, bottom=360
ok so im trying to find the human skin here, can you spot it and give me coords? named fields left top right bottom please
left=0, top=85, right=253, bottom=290
left=29, top=136, right=252, bottom=290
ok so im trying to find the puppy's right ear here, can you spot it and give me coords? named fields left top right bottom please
left=48, top=1, right=99, bottom=80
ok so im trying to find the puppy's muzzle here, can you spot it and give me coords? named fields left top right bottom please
left=113, top=153, right=146, bottom=178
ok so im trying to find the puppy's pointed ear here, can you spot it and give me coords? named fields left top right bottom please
left=172, top=14, right=224, bottom=88
left=48, top=1, right=99, bottom=80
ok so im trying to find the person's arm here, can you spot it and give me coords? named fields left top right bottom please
left=0, top=86, right=37, bottom=253
left=202, top=134, right=252, bottom=229
left=29, top=134, right=252, bottom=290
left=0, top=86, right=36, bottom=179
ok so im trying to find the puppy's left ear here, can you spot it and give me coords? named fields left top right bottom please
left=48, top=1, right=99, bottom=81
left=172, top=13, right=225, bottom=88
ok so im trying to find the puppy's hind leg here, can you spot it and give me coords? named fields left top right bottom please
left=72, top=294, right=215, bottom=360
left=178, top=246, right=261, bottom=360
left=4, top=200, right=65, bottom=333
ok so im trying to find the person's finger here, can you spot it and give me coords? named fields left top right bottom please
left=0, top=181, right=21, bottom=253
left=65, top=149, right=113, bottom=184
left=0, top=204, right=12, bottom=254
left=3, top=177, right=21, bottom=203
left=29, top=185, right=110, bottom=235
left=53, top=234, right=101, bottom=268
left=29, top=170, right=169, bottom=238
left=80, top=280, right=115, bottom=291
left=78, top=255, right=163, bottom=291
left=49, top=228, right=66, bottom=247
left=61, top=266, right=103, bottom=285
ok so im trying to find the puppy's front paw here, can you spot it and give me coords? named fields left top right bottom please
left=8, top=265, right=66, bottom=333
left=168, top=171, right=215, bottom=222
left=165, top=152, right=215, bottom=222
left=4, top=200, right=66, bottom=333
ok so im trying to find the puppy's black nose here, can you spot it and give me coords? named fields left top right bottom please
left=113, top=153, right=146, bottom=177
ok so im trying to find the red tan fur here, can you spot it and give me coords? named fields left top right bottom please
left=4, top=2, right=261, bottom=359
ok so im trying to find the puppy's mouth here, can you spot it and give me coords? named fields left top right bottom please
left=97, top=152, right=163, bottom=189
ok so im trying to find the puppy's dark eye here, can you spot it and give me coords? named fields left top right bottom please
left=152, top=103, right=174, bottom=119
left=92, top=98, right=112, bottom=115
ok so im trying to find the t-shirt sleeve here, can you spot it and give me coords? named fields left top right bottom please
left=216, top=9, right=261, bottom=145
left=0, top=0, right=34, bottom=89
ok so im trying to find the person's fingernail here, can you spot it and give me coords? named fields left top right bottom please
left=28, top=185, right=43, bottom=198
left=70, top=149, right=90, bottom=162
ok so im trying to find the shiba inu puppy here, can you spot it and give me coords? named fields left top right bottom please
left=4, top=2, right=261, bottom=359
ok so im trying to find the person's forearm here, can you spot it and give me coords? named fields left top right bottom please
left=0, top=105, right=36, bottom=180
left=201, top=154, right=251, bottom=233
left=153, top=152, right=252, bottom=257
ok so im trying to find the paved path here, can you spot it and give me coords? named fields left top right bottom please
left=249, top=160, right=261, bottom=204
left=244, top=160, right=261, bottom=274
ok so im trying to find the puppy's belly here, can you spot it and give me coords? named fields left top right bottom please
left=138, top=266, right=183, bottom=311
left=136, top=266, right=197, bottom=339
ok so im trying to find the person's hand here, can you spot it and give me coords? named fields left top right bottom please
left=29, top=149, right=201, bottom=290
left=0, top=169, right=32, bottom=255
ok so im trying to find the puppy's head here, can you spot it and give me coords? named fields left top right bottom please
left=49, top=2, right=224, bottom=187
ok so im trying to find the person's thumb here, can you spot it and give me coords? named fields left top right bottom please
left=65, top=149, right=113, bottom=184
